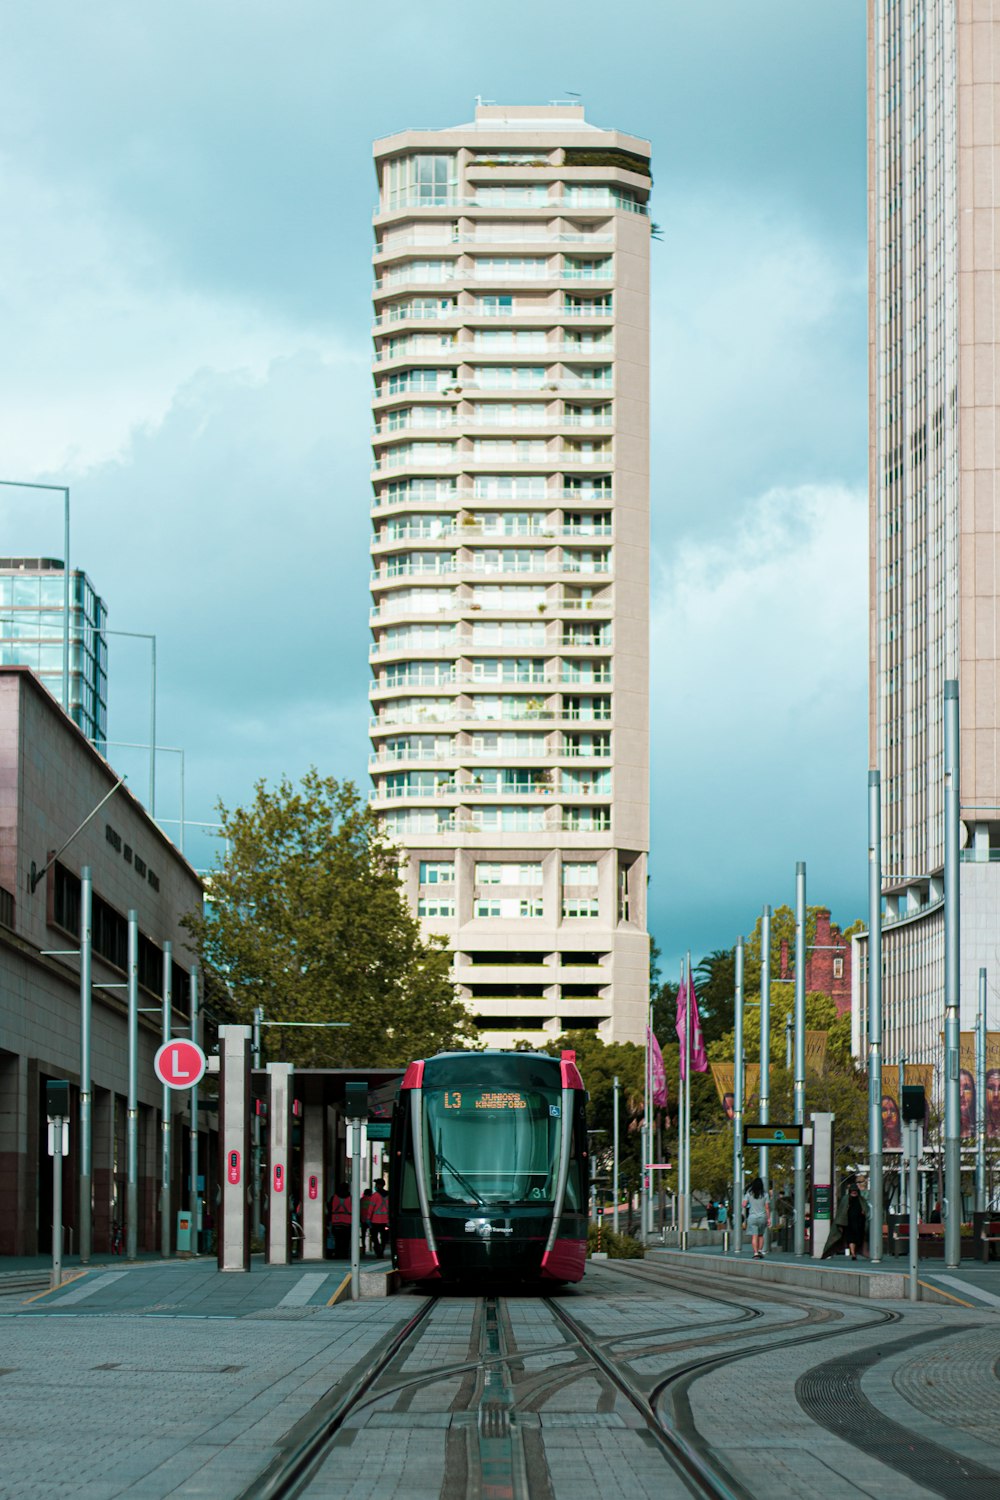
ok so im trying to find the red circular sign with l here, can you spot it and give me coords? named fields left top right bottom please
left=154, top=1039, right=207, bottom=1089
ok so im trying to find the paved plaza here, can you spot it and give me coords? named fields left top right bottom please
left=0, top=1251, right=999, bottom=1498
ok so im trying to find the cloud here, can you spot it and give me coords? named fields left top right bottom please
left=0, top=153, right=357, bottom=474
left=650, top=191, right=867, bottom=546
left=649, top=482, right=868, bottom=963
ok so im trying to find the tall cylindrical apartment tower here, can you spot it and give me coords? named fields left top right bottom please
left=369, top=104, right=650, bottom=1046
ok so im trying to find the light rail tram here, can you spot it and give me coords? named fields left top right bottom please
left=388, top=1048, right=588, bottom=1284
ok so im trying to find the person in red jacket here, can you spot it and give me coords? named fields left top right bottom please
left=368, top=1179, right=389, bottom=1258
left=328, top=1181, right=351, bottom=1260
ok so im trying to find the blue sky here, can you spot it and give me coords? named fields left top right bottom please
left=0, top=1, right=869, bottom=971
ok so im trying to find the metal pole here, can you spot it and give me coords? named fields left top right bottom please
left=161, top=940, right=172, bottom=1259
left=976, top=972, right=987, bottom=1213
left=350, top=1119, right=362, bottom=1300
left=793, top=861, right=807, bottom=1255
left=612, top=1074, right=620, bottom=1234
left=908, top=1121, right=920, bottom=1302
left=252, top=1004, right=263, bottom=1239
left=868, top=770, right=884, bottom=1262
left=944, top=678, right=961, bottom=1266
left=760, top=906, right=771, bottom=1245
left=149, top=634, right=157, bottom=817
left=52, top=1123, right=64, bottom=1290
left=62, top=488, right=70, bottom=716
left=643, top=993, right=652, bottom=1240
left=126, top=910, right=139, bottom=1261
left=733, top=936, right=744, bottom=1255
left=189, top=967, right=200, bottom=1253
left=899, top=1054, right=908, bottom=1214
left=684, top=950, right=693, bottom=1242
left=79, top=866, right=93, bottom=1264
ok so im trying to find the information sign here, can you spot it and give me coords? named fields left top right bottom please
left=154, top=1039, right=207, bottom=1090
left=367, top=1120, right=392, bottom=1140
left=743, top=1123, right=805, bottom=1147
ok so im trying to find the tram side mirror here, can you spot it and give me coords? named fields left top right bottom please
left=901, top=1086, right=926, bottom=1124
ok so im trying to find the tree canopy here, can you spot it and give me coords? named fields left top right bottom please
left=185, top=770, right=475, bottom=1067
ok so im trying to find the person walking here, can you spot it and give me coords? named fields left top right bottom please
left=328, top=1181, right=351, bottom=1261
left=360, top=1187, right=374, bottom=1255
left=742, top=1177, right=770, bottom=1259
left=368, top=1178, right=389, bottom=1258
left=836, top=1181, right=870, bottom=1260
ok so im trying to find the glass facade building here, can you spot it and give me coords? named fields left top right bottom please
left=0, top=558, right=108, bottom=748
left=369, top=105, right=651, bottom=1047
left=856, top=3, right=1000, bottom=1070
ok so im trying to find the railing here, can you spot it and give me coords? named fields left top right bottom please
left=373, top=564, right=457, bottom=580
left=561, top=269, right=614, bottom=280
left=563, top=413, right=613, bottom=426
left=958, top=849, right=1000, bottom=862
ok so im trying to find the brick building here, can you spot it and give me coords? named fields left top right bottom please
left=778, top=908, right=852, bottom=1016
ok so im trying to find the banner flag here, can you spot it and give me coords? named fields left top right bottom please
left=676, top=974, right=708, bottom=1078
left=710, top=1061, right=760, bottom=1120
left=648, top=1027, right=669, bottom=1113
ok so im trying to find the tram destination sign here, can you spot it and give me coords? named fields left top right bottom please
left=743, top=1123, right=805, bottom=1147
left=442, top=1090, right=530, bottom=1111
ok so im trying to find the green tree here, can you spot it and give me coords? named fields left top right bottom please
left=710, top=992, right=855, bottom=1070
left=185, top=770, right=475, bottom=1067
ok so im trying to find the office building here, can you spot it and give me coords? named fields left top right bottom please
left=0, top=666, right=203, bottom=1256
left=368, top=104, right=651, bottom=1046
left=857, top=3, right=1000, bottom=1066
left=0, top=557, right=108, bottom=748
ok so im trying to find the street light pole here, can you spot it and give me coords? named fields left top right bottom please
left=793, top=861, right=807, bottom=1255
left=0, top=479, right=70, bottom=714
left=943, top=679, right=961, bottom=1267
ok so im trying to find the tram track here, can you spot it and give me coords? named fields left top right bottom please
left=237, top=1260, right=996, bottom=1500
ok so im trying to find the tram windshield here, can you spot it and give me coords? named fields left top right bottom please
left=422, top=1085, right=562, bottom=1206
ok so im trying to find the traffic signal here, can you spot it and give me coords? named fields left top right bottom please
left=901, top=1086, right=926, bottom=1124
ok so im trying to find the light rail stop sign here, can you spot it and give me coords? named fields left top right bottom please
left=154, top=1039, right=207, bottom=1089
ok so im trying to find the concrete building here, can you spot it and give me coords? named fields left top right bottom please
left=857, top=3, right=1000, bottom=1072
left=368, top=104, right=650, bottom=1047
left=0, top=557, right=108, bottom=749
left=0, top=667, right=204, bottom=1257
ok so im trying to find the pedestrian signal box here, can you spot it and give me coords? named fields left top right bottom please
left=901, top=1085, right=926, bottom=1123
left=743, top=1123, right=804, bottom=1147
left=344, top=1081, right=368, bottom=1120
left=45, top=1080, right=70, bottom=1120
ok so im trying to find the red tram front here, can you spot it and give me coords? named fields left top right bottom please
left=388, top=1049, right=588, bottom=1284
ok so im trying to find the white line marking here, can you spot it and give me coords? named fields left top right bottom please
left=933, top=1275, right=1000, bottom=1309
left=277, top=1272, right=329, bottom=1308
left=51, top=1272, right=126, bottom=1304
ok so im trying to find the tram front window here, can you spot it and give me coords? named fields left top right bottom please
left=423, top=1086, right=562, bottom=1205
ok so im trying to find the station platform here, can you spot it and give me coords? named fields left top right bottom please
left=646, top=1239, right=1000, bottom=1309
left=0, top=1253, right=398, bottom=1317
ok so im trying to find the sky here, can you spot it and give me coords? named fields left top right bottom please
left=0, top=1, right=870, bottom=972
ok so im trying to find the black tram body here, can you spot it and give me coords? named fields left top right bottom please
left=388, top=1049, right=588, bottom=1284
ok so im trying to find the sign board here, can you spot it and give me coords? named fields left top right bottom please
left=367, top=1120, right=392, bottom=1140
left=154, top=1039, right=207, bottom=1090
left=813, top=1184, right=832, bottom=1221
left=743, top=1123, right=805, bottom=1147
left=47, top=1121, right=69, bottom=1157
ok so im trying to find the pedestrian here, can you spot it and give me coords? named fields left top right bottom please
left=742, top=1177, right=770, bottom=1259
left=328, top=1181, right=351, bottom=1260
left=717, top=1200, right=728, bottom=1229
left=360, top=1187, right=374, bottom=1254
left=368, top=1178, right=389, bottom=1258
left=706, top=1199, right=718, bottom=1230
left=833, top=1180, right=870, bottom=1260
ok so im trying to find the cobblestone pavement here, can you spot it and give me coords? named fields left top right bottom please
left=2, top=1258, right=1000, bottom=1497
